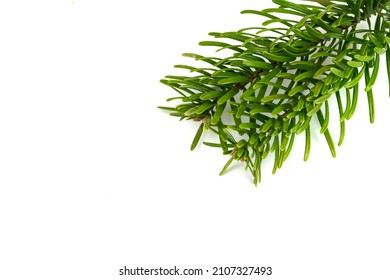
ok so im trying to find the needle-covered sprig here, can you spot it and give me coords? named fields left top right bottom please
left=160, top=0, right=390, bottom=186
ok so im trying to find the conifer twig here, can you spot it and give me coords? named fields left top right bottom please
left=160, top=0, right=390, bottom=185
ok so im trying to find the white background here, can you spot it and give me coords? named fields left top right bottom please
left=0, top=0, right=389, bottom=279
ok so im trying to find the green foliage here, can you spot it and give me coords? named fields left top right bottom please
left=160, top=0, right=390, bottom=186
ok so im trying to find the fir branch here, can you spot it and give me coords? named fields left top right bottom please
left=160, top=0, right=390, bottom=186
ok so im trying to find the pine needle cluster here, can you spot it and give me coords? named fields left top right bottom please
left=160, top=0, right=390, bottom=185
